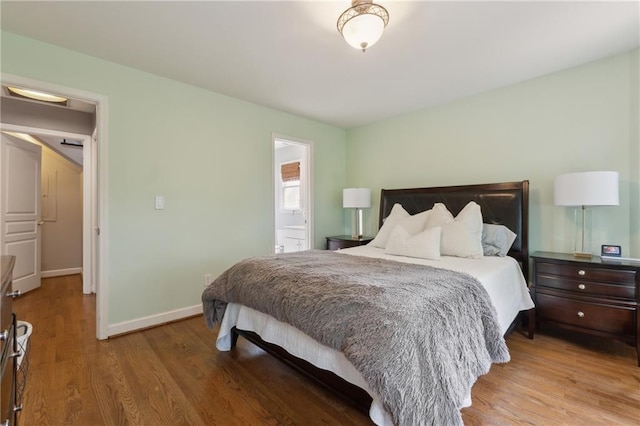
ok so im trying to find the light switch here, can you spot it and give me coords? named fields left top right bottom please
left=155, top=195, right=165, bottom=210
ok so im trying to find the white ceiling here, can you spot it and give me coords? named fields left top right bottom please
left=1, top=1, right=638, bottom=129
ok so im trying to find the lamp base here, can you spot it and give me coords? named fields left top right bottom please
left=573, top=251, right=592, bottom=259
left=351, top=207, right=364, bottom=240
left=572, top=206, right=592, bottom=260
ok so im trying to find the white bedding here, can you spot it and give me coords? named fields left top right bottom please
left=215, top=246, right=534, bottom=425
left=340, top=246, right=535, bottom=334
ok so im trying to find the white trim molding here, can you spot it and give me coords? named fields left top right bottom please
left=107, top=304, right=203, bottom=337
left=42, top=267, right=82, bottom=278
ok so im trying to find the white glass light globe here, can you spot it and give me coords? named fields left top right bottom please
left=342, top=14, right=385, bottom=51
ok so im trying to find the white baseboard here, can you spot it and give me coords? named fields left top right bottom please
left=41, top=267, right=82, bottom=278
left=107, top=304, right=203, bottom=337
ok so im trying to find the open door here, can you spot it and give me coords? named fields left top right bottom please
left=1, top=133, right=42, bottom=294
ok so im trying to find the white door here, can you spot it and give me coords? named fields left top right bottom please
left=1, top=133, right=42, bottom=294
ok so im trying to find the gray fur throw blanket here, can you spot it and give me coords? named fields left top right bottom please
left=202, top=250, right=510, bottom=425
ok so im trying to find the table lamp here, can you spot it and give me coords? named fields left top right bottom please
left=554, top=171, right=619, bottom=257
left=343, top=188, right=371, bottom=238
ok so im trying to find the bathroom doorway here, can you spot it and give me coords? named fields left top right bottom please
left=272, top=134, right=313, bottom=253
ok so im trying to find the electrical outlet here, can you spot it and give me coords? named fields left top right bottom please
left=204, top=273, right=213, bottom=287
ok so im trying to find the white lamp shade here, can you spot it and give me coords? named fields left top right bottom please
left=343, top=188, right=371, bottom=208
left=341, top=14, right=385, bottom=50
left=554, top=171, right=619, bottom=206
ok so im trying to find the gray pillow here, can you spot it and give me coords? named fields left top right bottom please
left=482, top=224, right=517, bottom=257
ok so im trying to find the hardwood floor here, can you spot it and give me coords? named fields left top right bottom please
left=13, top=275, right=640, bottom=425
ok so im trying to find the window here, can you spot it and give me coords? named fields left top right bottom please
left=282, top=180, right=301, bottom=210
left=281, top=161, right=301, bottom=211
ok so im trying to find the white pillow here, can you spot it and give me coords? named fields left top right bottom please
left=425, top=202, right=484, bottom=259
left=482, top=224, right=517, bottom=257
left=385, top=226, right=441, bottom=260
left=424, top=203, right=453, bottom=228
left=395, top=209, right=431, bottom=235
left=368, top=204, right=410, bottom=248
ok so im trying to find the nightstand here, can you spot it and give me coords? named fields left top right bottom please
left=326, top=235, right=373, bottom=251
left=532, top=251, right=639, bottom=366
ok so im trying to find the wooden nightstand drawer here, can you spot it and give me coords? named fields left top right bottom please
left=536, top=293, right=635, bottom=336
left=536, top=274, right=636, bottom=299
left=326, top=236, right=372, bottom=251
left=536, top=262, right=635, bottom=285
left=532, top=251, right=640, bottom=366
left=328, top=239, right=352, bottom=251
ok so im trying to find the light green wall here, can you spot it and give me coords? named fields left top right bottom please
left=3, top=30, right=638, bottom=325
left=347, top=49, right=640, bottom=259
left=629, top=49, right=640, bottom=258
left=1, top=31, right=347, bottom=324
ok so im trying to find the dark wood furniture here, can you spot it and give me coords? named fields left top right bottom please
left=532, top=251, right=639, bottom=366
left=231, top=180, right=532, bottom=415
left=1, top=255, right=18, bottom=425
left=379, top=180, right=529, bottom=279
left=326, top=235, right=373, bottom=251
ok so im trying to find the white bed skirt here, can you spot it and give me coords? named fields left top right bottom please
left=216, top=302, right=473, bottom=425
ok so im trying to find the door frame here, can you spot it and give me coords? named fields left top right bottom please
left=0, top=73, right=110, bottom=340
left=272, top=133, right=314, bottom=250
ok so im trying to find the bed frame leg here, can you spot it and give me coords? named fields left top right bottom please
left=230, top=326, right=240, bottom=348
left=526, top=308, right=535, bottom=339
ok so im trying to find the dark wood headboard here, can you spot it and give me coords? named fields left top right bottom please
left=379, top=181, right=529, bottom=278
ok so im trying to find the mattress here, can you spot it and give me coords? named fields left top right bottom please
left=215, top=246, right=534, bottom=425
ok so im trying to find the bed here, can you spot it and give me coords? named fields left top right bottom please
left=202, top=180, right=535, bottom=425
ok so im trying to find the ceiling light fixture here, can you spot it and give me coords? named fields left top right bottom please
left=337, top=0, right=389, bottom=53
left=7, top=86, right=68, bottom=104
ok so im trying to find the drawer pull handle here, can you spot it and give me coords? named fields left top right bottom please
left=578, top=284, right=586, bottom=290
left=577, top=311, right=585, bottom=318
left=0, top=330, right=7, bottom=341
left=577, top=270, right=586, bottom=276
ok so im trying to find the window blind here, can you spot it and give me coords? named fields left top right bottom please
left=281, top=161, right=300, bottom=182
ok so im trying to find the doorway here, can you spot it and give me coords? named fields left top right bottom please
left=273, top=134, right=313, bottom=253
left=0, top=73, right=109, bottom=340
left=1, top=129, right=90, bottom=287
